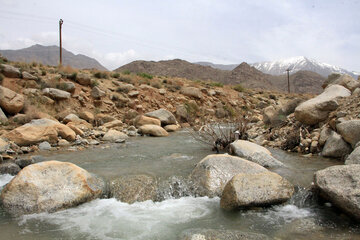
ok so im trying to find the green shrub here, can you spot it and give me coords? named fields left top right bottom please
left=118, top=76, right=132, bottom=83
left=224, top=104, right=237, bottom=117
left=90, top=79, right=99, bottom=87
left=31, top=61, right=38, bottom=67
left=137, top=72, right=153, bottom=79
left=41, top=70, right=47, bottom=76
left=208, top=82, right=223, bottom=87
left=94, top=71, right=109, bottom=79
left=111, top=72, right=120, bottom=78
left=116, top=86, right=129, bottom=93
left=68, top=72, right=77, bottom=81
left=122, top=70, right=131, bottom=75
left=233, top=84, right=245, bottom=92
left=0, top=73, right=3, bottom=83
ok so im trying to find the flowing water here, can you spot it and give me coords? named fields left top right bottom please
left=0, top=130, right=359, bottom=239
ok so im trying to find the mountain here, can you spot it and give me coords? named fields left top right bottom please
left=194, top=61, right=238, bottom=71
left=251, top=56, right=357, bottom=78
left=0, top=44, right=107, bottom=70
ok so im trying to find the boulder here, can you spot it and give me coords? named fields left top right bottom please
left=128, top=90, right=139, bottom=97
left=38, top=141, right=52, bottom=151
left=179, top=229, right=269, bottom=240
left=319, top=126, right=332, bottom=146
left=345, top=146, right=360, bottom=165
left=0, top=64, right=20, bottom=78
left=60, top=81, right=75, bottom=93
left=323, top=74, right=360, bottom=92
left=176, top=104, right=189, bottom=121
left=116, top=83, right=135, bottom=92
left=0, top=162, right=21, bottom=175
left=79, top=111, right=94, bottom=123
left=5, top=118, right=76, bottom=146
left=145, top=108, right=176, bottom=125
left=58, top=139, right=70, bottom=147
left=109, top=175, right=157, bottom=204
left=21, top=71, right=37, bottom=80
left=102, top=120, right=123, bottom=129
left=63, top=113, right=82, bottom=124
left=314, top=165, right=360, bottom=220
left=138, top=124, right=169, bottom=137
left=0, top=160, right=106, bottom=214
left=102, top=129, right=128, bottom=142
left=91, top=86, right=106, bottom=99
left=164, top=124, right=180, bottom=132
left=230, top=140, right=284, bottom=168
left=42, top=88, right=70, bottom=100
left=0, top=138, right=10, bottom=153
left=337, top=120, right=360, bottom=147
left=321, top=131, right=351, bottom=158
left=220, top=172, right=294, bottom=210
left=189, top=154, right=267, bottom=197
left=76, top=73, right=91, bottom=86
left=294, top=85, right=351, bottom=125
left=0, top=86, right=24, bottom=114
left=0, top=107, right=7, bottom=123
left=66, top=122, right=85, bottom=136
left=180, top=87, right=203, bottom=99
left=15, top=158, right=34, bottom=168
left=134, top=115, right=161, bottom=127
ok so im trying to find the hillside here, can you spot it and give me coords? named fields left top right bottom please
left=0, top=44, right=107, bottom=71
left=194, top=61, right=238, bottom=71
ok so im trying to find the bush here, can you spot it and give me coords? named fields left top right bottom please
left=31, top=61, right=38, bottom=67
left=233, top=84, right=245, bottom=92
left=0, top=73, right=3, bottom=84
left=90, top=79, right=99, bottom=87
left=67, top=72, right=77, bottom=81
left=122, top=70, right=131, bottom=75
left=118, top=76, right=132, bottom=83
left=137, top=72, right=153, bottom=79
left=41, top=70, right=47, bottom=76
left=208, top=82, right=223, bottom=87
left=223, top=104, right=237, bottom=118
left=116, top=86, right=129, bottom=93
left=94, top=71, right=109, bottom=79
left=111, top=72, right=120, bottom=78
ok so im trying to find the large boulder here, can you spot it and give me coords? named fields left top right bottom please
left=180, top=87, right=203, bottom=99
left=138, top=124, right=169, bottom=137
left=102, top=129, right=128, bottom=142
left=189, top=154, right=267, bottom=197
left=5, top=118, right=76, bottom=146
left=337, top=120, right=360, bottom=147
left=323, top=74, right=360, bottom=92
left=76, top=73, right=91, bottom=86
left=0, top=107, right=7, bottom=123
left=0, top=138, right=9, bottom=153
left=42, top=88, right=70, bottom=100
left=0, top=86, right=24, bottom=114
left=345, top=146, right=360, bottom=165
left=0, top=161, right=106, bottom=214
left=294, top=85, right=351, bottom=125
left=179, top=229, right=269, bottom=240
left=79, top=110, right=94, bottom=123
left=109, top=175, right=157, bottom=204
left=102, top=120, right=123, bottom=129
left=0, top=162, right=21, bottom=175
left=220, top=172, right=294, bottom=210
left=145, top=108, right=176, bottom=125
left=0, top=64, right=20, bottom=78
left=134, top=115, right=161, bottom=127
left=314, top=165, right=360, bottom=220
left=230, top=140, right=284, bottom=168
left=21, top=71, right=37, bottom=80
left=321, top=130, right=351, bottom=158
left=91, top=86, right=106, bottom=99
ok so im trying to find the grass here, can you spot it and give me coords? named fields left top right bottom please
left=118, top=76, right=132, bottom=83
left=233, top=84, right=245, bottom=92
left=90, top=79, right=99, bottom=87
left=208, top=82, right=223, bottom=87
left=94, top=71, right=109, bottom=79
left=122, top=70, right=131, bottom=75
left=111, top=72, right=120, bottom=78
left=224, top=104, right=237, bottom=118
left=137, top=72, right=153, bottom=79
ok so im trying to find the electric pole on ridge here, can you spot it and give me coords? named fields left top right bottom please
left=286, top=68, right=291, bottom=93
left=59, top=19, right=63, bottom=66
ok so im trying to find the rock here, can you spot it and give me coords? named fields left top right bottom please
left=262, top=106, right=286, bottom=126
left=102, top=120, right=123, bottom=129
left=337, top=120, right=360, bottom=148
left=15, top=158, right=34, bottom=168
left=91, top=86, right=106, bottom=99
left=159, top=88, right=166, bottom=95
left=145, top=108, right=176, bottom=125
left=0, top=138, right=9, bottom=153
left=189, top=154, right=267, bottom=197
left=220, top=171, right=294, bottom=210
left=294, top=85, right=351, bottom=125
left=314, top=165, right=360, bottom=220
left=310, top=140, right=319, bottom=153
left=319, top=127, right=332, bottom=146
left=230, top=140, right=284, bottom=168
left=134, top=115, right=161, bottom=127
left=42, top=88, right=70, bottom=100
left=324, top=74, right=360, bottom=92
left=128, top=90, right=139, bottom=97
left=116, top=83, right=135, bottom=92
left=176, top=105, right=189, bottom=121
left=79, top=111, right=94, bottom=123
left=0, top=162, right=21, bottom=175
left=0, top=155, right=2, bottom=164
left=138, top=124, right=169, bottom=137
left=0, top=86, right=24, bottom=114
left=0, top=107, right=8, bottom=123
left=21, top=71, right=37, bottom=80
left=109, top=175, right=157, bottom=204
left=63, top=113, right=82, bottom=124
left=0, top=160, right=106, bottom=214
left=345, top=146, right=360, bottom=165
left=66, top=123, right=85, bottom=136
left=5, top=118, right=76, bottom=146
left=58, top=139, right=70, bottom=146
left=321, top=130, right=351, bottom=158
left=180, top=87, right=203, bottom=99
left=76, top=73, right=91, bottom=86
left=38, top=141, right=51, bottom=151
left=179, top=229, right=269, bottom=240
left=164, top=124, right=180, bottom=132
left=215, top=107, right=227, bottom=118
left=89, top=140, right=100, bottom=145
left=102, top=129, right=128, bottom=142
left=0, top=64, right=20, bottom=78
left=60, top=81, right=75, bottom=93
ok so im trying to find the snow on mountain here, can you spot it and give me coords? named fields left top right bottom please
left=251, top=56, right=358, bottom=78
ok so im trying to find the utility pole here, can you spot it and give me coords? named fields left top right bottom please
left=59, top=19, right=63, bottom=66
left=286, top=68, right=290, bottom=93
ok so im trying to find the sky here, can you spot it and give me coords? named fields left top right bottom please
left=0, top=0, right=359, bottom=71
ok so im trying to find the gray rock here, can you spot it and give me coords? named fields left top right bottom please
left=21, top=71, right=37, bottom=80
left=128, top=90, right=139, bottom=97
left=0, top=107, right=7, bottom=123
left=89, top=140, right=100, bottom=145
left=145, top=108, right=176, bottom=125
left=0, top=64, right=20, bottom=78
left=319, top=126, right=332, bottom=146
left=109, top=175, right=157, bottom=204
left=0, top=160, right=106, bottom=214
left=294, top=85, right=351, bottom=125
left=0, top=162, right=21, bottom=175
left=180, top=87, right=203, bottom=99
left=230, top=140, right=284, bottom=168
left=321, top=131, right=351, bottom=158
left=76, top=73, right=91, bottom=86
left=91, top=86, right=106, bottom=99
left=60, top=82, right=75, bottom=93
left=324, top=74, right=360, bottom=92
left=176, top=105, right=189, bottom=121
left=102, top=129, right=128, bottom=142
left=0, top=138, right=9, bottom=153
left=314, top=165, right=360, bottom=220
left=220, top=171, right=294, bottom=210
left=38, top=141, right=52, bottom=151
left=189, top=154, right=267, bottom=197
left=345, top=146, right=360, bottom=165
left=138, top=124, right=169, bottom=137
left=337, top=120, right=360, bottom=148
left=15, top=158, right=34, bottom=168
left=42, top=88, right=70, bottom=100
left=179, top=229, right=269, bottom=240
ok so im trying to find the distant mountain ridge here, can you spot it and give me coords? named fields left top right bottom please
left=194, top=61, right=238, bottom=71
left=0, top=44, right=107, bottom=70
